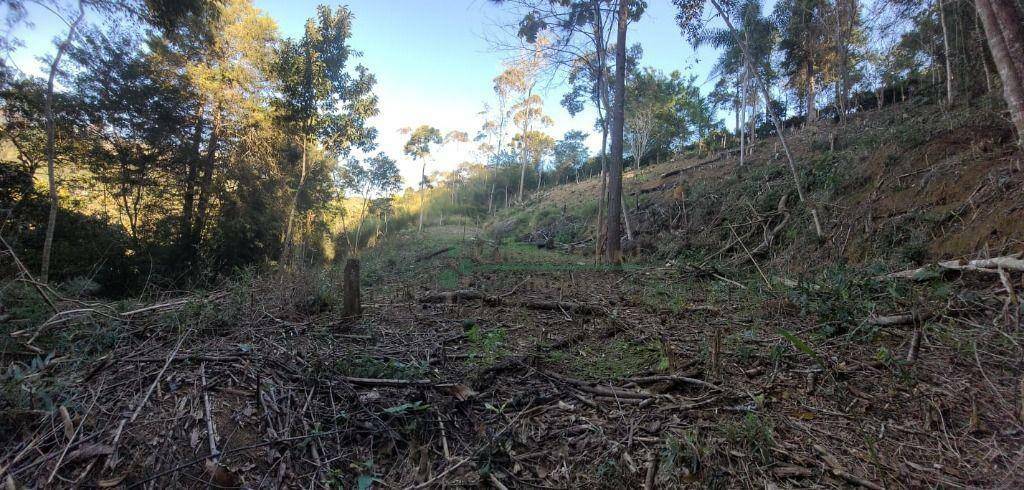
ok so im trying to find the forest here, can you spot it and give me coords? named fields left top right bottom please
left=1, top=0, right=1023, bottom=487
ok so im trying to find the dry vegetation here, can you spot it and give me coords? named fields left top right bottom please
left=3, top=84, right=1024, bottom=490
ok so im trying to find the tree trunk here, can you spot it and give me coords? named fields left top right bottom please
left=988, top=0, right=1024, bottom=83
left=342, top=258, right=361, bottom=319
left=605, top=0, right=627, bottom=265
left=39, top=0, right=85, bottom=283
left=739, top=69, right=747, bottom=167
left=180, top=104, right=204, bottom=258
left=192, top=106, right=222, bottom=257
left=418, top=159, right=427, bottom=232
left=976, top=0, right=1024, bottom=147
left=940, top=0, right=956, bottom=105
left=283, top=132, right=307, bottom=258
left=592, top=0, right=610, bottom=261
left=806, top=61, right=817, bottom=122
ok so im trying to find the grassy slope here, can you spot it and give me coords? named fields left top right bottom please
left=490, top=96, right=1024, bottom=273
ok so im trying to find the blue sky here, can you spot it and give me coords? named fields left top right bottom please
left=5, top=0, right=722, bottom=187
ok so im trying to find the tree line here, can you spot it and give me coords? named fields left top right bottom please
left=1, top=0, right=400, bottom=293
left=2, top=0, right=1023, bottom=293
left=406, top=0, right=1024, bottom=263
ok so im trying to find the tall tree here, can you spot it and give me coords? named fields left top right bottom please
left=278, top=4, right=378, bottom=259
left=775, top=0, right=830, bottom=122
left=403, top=125, right=442, bottom=232
left=975, top=0, right=1024, bottom=147
left=495, top=44, right=549, bottom=202
left=339, top=152, right=401, bottom=253
left=38, top=0, right=86, bottom=283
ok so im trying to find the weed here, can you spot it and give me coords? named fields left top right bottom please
left=720, top=413, right=774, bottom=464
left=659, top=432, right=705, bottom=485
left=332, top=356, right=427, bottom=380
left=565, top=339, right=665, bottom=379
left=467, top=325, right=506, bottom=365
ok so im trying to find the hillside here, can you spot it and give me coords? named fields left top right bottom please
left=3, top=99, right=1022, bottom=488
left=495, top=96, right=1024, bottom=273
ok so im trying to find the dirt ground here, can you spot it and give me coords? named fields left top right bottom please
left=4, top=225, right=1022, bottom=489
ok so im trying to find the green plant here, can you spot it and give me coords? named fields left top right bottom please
left=721, top=413, right=774, bottom=464
left=467, top=325, right=506, bottom=364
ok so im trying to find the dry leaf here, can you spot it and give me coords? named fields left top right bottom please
left=59, top=406, right=74, bottom=442
left=97, top=474, right=126, bottom=488
left=204, top=459, right=241, bottom=488
left=444, top=384, right=478, bottom=401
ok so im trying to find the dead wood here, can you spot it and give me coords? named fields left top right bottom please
left=885, top=253, right=1024, bottom=279
left=418, top=289, right=603, bottom=315
left=866, top=311, right=933, bottom=327
left=620, top=374, right=725, bottom=392
left=812, top=444, right=883, bottom=490
left=544, top=371, right=656, bottom=399
left=342, top=258, right=361, bottom=319
left=415, top=247, right=453, bottom=262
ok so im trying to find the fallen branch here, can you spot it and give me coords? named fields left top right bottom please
left=885, top=254, right=1024, bottom=280
left=620, top=374, right=725, bottom=392
left=415, top=247, right=453, bottom=262
left=866, top=311, right=933, bottom=327
left=544, top=371, right=655, bottom=400
left=418, top=290, right=603, bottom=315
left=812, top=444, right=883, bottom=490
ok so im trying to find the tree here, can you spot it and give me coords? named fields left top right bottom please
left=552, top=130, right=589, bottom=183
left=677, top=0, right=824, bottom=238
left=693, top=0, right=775, bottom=165
left=477, top=96, right=511, bottom=213
left=339, top=152, right=401, bottom=253
left=494, top=43, right=550, bottom=203
left=493, top=0, right=645, bottom=264
left=975, top=0, right=1024, bottom=147
left=624, top=67, right=683, bottom=169
left=278, top=4, right=378, bottom=259
left=38, top=0, right=86, bottom=282
left=403, top=125, right=442, bottom=232
left=511, top=130, right=555, bottom=193
left=775, top=0, right=830, bottom=122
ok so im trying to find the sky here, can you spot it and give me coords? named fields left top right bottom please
left=4, top=0, right=722, bottom=188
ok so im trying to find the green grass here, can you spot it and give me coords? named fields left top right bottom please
left=557, top=338, right=667, bottom=380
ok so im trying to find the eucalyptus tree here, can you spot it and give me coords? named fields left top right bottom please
left=511, top=130, right=555, bottom=193
left=277, top=4, right=379, bottom=259
left=774, top=0, right=830, bottom=122
left=494, top=45, right=550, bottom=202
left=403, top=125, right=443, bottom=232
left=676, top=0, right=824, bottom=238
left=492, top=0, right=646, bottom=264
left=339, top=153, right=401, bottom=253
left=476, top=95, right=511, bottom=213
left=552, top=130, right=589, bottom=183
left=974, top=0, right=1024, bottom=147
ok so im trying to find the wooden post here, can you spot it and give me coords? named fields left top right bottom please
left=343, top=258, right=361, bottom=319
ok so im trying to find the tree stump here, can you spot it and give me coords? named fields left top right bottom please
left=342, top=258, right=361, bottom=319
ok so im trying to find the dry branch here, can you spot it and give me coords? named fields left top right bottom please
left=885, top=254, right=1024, bottom=280
left=418, top=289, right=603, bottom=315
left=866, top=311, right=933, bottom=327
